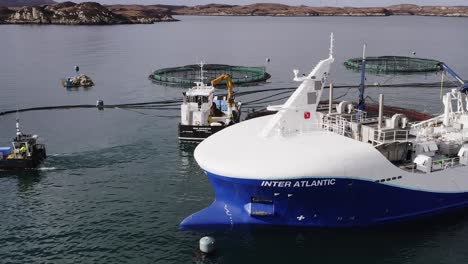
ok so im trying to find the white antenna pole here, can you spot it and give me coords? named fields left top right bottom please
left=329, top=32, right=334, bottom=58
left=16, top=110, right=21, bottom=137
left=199, top=61, right=205, bottom=84
left=362, top=42, right=367, bottom=60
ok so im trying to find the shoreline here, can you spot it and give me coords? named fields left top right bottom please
left=1, top=3, right=467, bottom=26
left=171, top=4, right=468, bottom=18
left=0, top=2, right=178, bottom=25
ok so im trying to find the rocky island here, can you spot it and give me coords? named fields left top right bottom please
left=1, top=2, right=467, bottom=25
left=173, top=3, right=468, bottom=17
left=106, top=5, right=180, bottom=24
left=0, top=1, right=177, bottom=25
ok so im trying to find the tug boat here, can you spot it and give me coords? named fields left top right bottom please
left=0, top=118, right=46, bottom=170
left=181, top=34, right=468, bottom=229
left=179, top=63, right=242, bottom=142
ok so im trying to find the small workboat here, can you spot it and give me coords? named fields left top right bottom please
left=61, top=74, right=94, bottom=88
left=0, top=118, right=46, bottom=170
left=179, top=63, right=242, bottom=142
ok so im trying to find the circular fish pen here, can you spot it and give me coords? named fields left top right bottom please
left=149, top=64, right=271, bottom=87
left=344, top=56, right=442, bottom=74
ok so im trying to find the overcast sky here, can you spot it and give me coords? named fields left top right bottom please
left=60, top=0, right=468, bottom=7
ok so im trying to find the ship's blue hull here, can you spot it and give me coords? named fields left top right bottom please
left=180, top=171, right=468, bottom=229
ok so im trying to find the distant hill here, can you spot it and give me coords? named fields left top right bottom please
left=1, top=0, right=56, bottom=7
left=1, top=1, right=467, bottom=26
left=0, top=2, right=177, bottom=25
left=172, top=3, right=468, bottom=17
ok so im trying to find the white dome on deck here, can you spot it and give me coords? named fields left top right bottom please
left=194, top=115, right=399, bottom=180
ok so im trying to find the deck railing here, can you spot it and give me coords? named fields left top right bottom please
left=400, top=156, right=461, bottom=173
left=431, top=156, right=460, bottom=171
left=373, top=129, right=409, bottom=144
left=322, top=115, right=353, bottom=138
left=349, top=111, right=367, bottom=122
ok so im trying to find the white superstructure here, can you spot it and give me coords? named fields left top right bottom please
left=195, top=33, right=468, bottom=192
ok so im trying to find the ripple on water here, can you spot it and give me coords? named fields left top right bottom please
left=1, top=16, right=468, bottom=264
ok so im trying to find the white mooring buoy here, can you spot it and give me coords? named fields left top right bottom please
left=199, top=236, right=216, bottom=254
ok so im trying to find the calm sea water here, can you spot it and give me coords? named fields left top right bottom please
left=1, top=15, right=468, bottom=263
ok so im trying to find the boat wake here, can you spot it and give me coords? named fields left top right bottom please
left=37, top=167, right=57, bottom=171
left=49, top=153, right=67, bottom=157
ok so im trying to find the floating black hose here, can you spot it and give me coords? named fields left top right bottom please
left=0, top=81, right=464, bottom=117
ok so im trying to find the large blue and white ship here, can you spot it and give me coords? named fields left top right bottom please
left=180, top=34, right=468, bottom=229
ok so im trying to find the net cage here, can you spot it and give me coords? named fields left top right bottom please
left=149, top=64, right=271, bottom=87
left=344, top=56, right=442, bottom=74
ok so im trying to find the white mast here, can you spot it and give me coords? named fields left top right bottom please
left=16, top=112, right=22, bottom=137
left=261, top=33, right=335, bottom=138
left=198, top=61, right=206, bottom=85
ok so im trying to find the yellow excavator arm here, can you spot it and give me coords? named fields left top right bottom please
left=211, top=74, right=234, bottom=107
